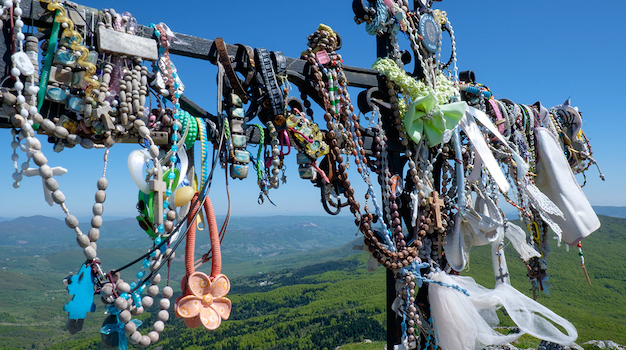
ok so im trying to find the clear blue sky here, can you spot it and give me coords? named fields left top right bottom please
left=1, top=0, right=624, bottom=219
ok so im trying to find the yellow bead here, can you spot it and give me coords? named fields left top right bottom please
left=174, top=186, right=195, bottom=207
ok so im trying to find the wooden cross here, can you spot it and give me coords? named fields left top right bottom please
left=149, top=166, right=166, bottom=227
left=428, top=191, right=445, bottom=230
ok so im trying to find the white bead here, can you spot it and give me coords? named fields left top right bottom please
left=16, top=95, right=25, bottom=104
left=157, top=310, right=169, bottom=322
left=15, top=32, right=24, bottom=41
left=14, top=81, right=23, bottom=91
left=138, top=335, right=151, bottom=348
left=119, top=310, right=131, bottom=323
left=161, top=286, right=173, bottom=299
left=131, top=306, right=144, bottom=315
left=115, top=296, right=128, bottom=311
left=117, top=282, right=131, bottom=294
left=27, top=85, right=38, bottom=94
left=148, top=331, right=159, bottom=344
left=20, top=161, right=29, bottom=170
left=129, top=331, right=142, bottom=345
left=147, top=285, right=159, bottom=297
left=20, top=108, right=28, bottom=117
left=13, top=7, right=21, bottom=16
left=159, top=298, right=170, bottom=310
left=3, top=0, right=12, bottom=7
left=12, top=172, right=22, bottom=182
left=152, top=320, right=164, bottom=333
left=141, top=296, right=153, bottom=308
left=101, top=283, right=114, bottom=297
left=14, top=19, right=23, bottom=28
left=29, top=106, right=37, bottom=115
left=124, top=321, right=137, bottom=335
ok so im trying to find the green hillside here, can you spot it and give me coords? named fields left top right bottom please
left=0, top=215, right=624, bottom=349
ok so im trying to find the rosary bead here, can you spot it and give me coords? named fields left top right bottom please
left=88, top=228, right=100, bottom=242
left=147, top=285, right=160, bottom=297
left=95, top=190, right=106, bottom=203
left=32, top=151, right=47, bottom=166
left=159, top=298, right=170, bottom=310
left=157, top=310, right=170, bottom=322
left=76, top=234, right=90, bottom=248
left=124, top=321, right=137, bottom=335
left=129, top=331, right=142, bottom=345
left=91, top=215, right=103, bottom=228
left=138, top=335, right=151, bottom=348
left=117, top=282, right=131, bottom=294
left=93, top=203, right=104, bottom=216
left=132, top=307, right=145, bottom=317
left=119, top=310, right=132, bottom=323
left=153, top=320, right=165, bottom=333
left=148, top=331, right=160, bottom=344
left=142, top=296, right=154, bottom=308
left=51, top=190, right=65, bottom=204
left=162, top=286, right=174, bottom=299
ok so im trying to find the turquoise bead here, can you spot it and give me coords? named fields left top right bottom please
left=174, top=102, right=180, bottom=109
left=158, top=224, right=164, bottom=232
left=166, top=189, right=172, bottom=197
left=130, top=282, right=137, bottom=289
left=136, top=271, right=145, bottom=279
left=170, top=155, right=177, bottom=163
left=121, top=293, right=130, bottom=300
left=173, top=124, right=179, bottom=131
left=172, top=134, right=179, bottom=142
left=154, top=237, right=162, bottom=245
left=163, top=201, right=169, bottom=208
left=168, top=172, right=176, bottom=180
left=142, top=258, right=150, bottom=268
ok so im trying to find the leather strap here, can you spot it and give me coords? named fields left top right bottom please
left=488, top=99, right=505, bottom=134
left=234, top=44, right=255, bottom=89
left=254, top=47, right=285, bottom=128
left=214, top=37, right=248, bottom=103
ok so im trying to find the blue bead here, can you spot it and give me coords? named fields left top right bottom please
left=142, top=258, right=150, bottom=268
left=172, top=72, right=178, bottom=79
left=173, top=124, right=179, bottom=131
left=174, top=82, right=180, bottom=89
left=163, top=201, right=169, bottom=208
left=121, top=293, right=130, bottom=300
left=174, top=92, right=181, bottom=98
left=130, top=281, right=137, bottom=289
left=174, top=102, right=180, bottom=109
left=168, top=172, right=176, bottom=180
left=166, top=189, right=172, bottom=197
left=170, top=155, right=177, bottom=163
left=136, top=271, right=145, bottom=279
left=138, top=284, right=146, bottom=293
left=163, top=213, right=167, bottom=220
left=171, top=143, right=178, bottom=151
left=154, top=236, right=162, bottom=245
left=158, top=224, right=164, bottom=232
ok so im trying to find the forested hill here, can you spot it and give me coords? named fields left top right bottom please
left=0, top=215, right=624, bottom=349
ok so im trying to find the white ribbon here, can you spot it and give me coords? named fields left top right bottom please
left=460, top=110, right=509, bottom=192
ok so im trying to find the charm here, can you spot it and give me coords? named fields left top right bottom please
left=64, top=263, right=97, bottom=332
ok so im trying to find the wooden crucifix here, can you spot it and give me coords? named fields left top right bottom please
left=428, top=191, right=445, bottom=230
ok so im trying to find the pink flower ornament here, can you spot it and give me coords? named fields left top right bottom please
left=175, top=272, right=231, bottom=330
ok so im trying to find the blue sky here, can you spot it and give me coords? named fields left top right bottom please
left=1, top=0, right=624, bottom=219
